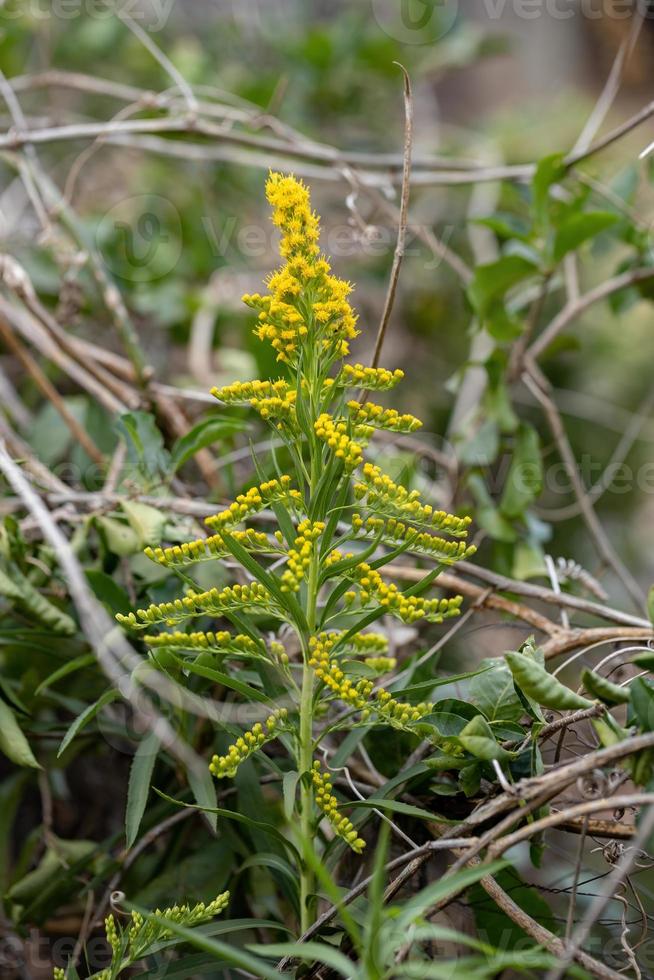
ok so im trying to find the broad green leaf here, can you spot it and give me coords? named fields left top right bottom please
left=57, top=689, right=119, bottom=757
left=126, top=730, right=160, bottom=847
left=500, top=423, right=542, bottom=518
left=282, top=770, right=299, bottom=821
left=468, top=255, right=539, bottom=317
left=470, top=658, right=524, bottom=723
left=630, top=677, right=654, bottom=732
left=95, top=515, right=141, bottom=557
left=116, top=411, right=171, bottom=486
left=121, top=500, right=166, bottom=547
left=0, top=699, right=40, bottom=769
left=505, top=652, right=593, bottom=711
left=552, top=211, right=618, bottom=262
left=458, top=714, right=514, bottom=762
left=532, top=152, right=566, bottom=228
left=171, top=416, right=246, bottom=473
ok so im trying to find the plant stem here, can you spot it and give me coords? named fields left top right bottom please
left=298, top=373, right=321, bottom=933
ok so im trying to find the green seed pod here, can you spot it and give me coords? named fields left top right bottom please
left=505, top=651, right=594, bottom=711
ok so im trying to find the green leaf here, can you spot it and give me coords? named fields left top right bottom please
left=468, top=256, right=539, bottom=318
left=121, top=500, right=166, bottom=547
left=532, top=152, right=566, bottom=228
left=505, top=652, right=594, bottom=711
left=0, top=699, right=40, bottom=769
left=552, top=211, right=618, bottom=262
left=500, top=424, right=542, bottom=518
left=95, top=515, right=141, bottom=557
left=116, top=411, right=171, bottom=485
left=470, top=658, right=524, bottom=723
left=458, top=714, right=514, bottom=761
left=630, top=677, right=654, bottom=731
left=397, top=859, right=509, bottom=929
left=34, top=653, right=96, bottom=697
left=648, top=585, right=654, bottom=624
left=581, top=668, right=630, bottom=707
left=187, top=760, right=218, bottom=834
left=171, top=416, right=246, bottom=473
left=126, top=730, right=160, bottom=847
left=348, top=799, right=437, bottom=821
left=247, top=941, right=352, bottom=977
left=153, top=789, right=300, bottom=861
left=57, top=689, right=119, bottom=757
left=282, top=770, right=299, bottom=822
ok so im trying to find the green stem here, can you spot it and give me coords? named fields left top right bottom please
left=298, top=372, right=321, bottom=934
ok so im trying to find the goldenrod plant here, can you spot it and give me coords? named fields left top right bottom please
left=116, top=172, right=475, bottom=931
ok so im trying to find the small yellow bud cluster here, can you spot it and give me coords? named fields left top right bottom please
left=309, top=633, right=374, bottom=705
left=339, top=363, right=404, bottom=391
left=128, top=893, right=230, bottom=958
left=104, top=914, right=121, bottom=965
left=344, top=563, right=463, bottom=624
left=116, top=582, right=273, bottom=630
left=145, top=528, right=279, bottom=569
left=355, top=463, right=472, bottom=536
left=281, top=520, right=325, bottom=592
left=270, top=640, right=290, bottom=666
left=351, top=513, right=475, bottom=564
left=373, top=689, right=433, bottom=728
left=311, top=761, right=365, bottom=853
left=314, top=413, right=365, bottom=468
left=211, top=378, right=290, bottom=404
left=348, top=631, right=389, bottom=654
left=53, top=970, right=66, bottom=980
left=210, top=711, right=288, bottom=779
left=324, top=548, right=344, bottom=568
left=205, top=476, right=301, bottom=531
left=347, top=401, right=422, bottom=433
left=144, top=630, right=260, bottom=656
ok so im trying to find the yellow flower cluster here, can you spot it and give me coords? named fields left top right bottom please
left=210, top=710, right=288, bottom=778
left=339, top=363, right=404, bottom=391
left=144, top=630, right=260, bottom=656
left=314, top=413, right=367, bottom=468
left=351, top=513, right=475, bottom=564
left=145, top=528, right=282, bottom=569
left=116, top=582, right=273, bottom=630
left=344, top=562, right=463, bottom=624
left=281, top=520, right=325, bottom=592
left=311, top=761, right=365, bottom=853
left=347, top=401, right=422, bottom=433
left=354, top=463, right=472, bottom=536
left=212, top=378, right=290, bottom=404
left=308, top=635, right=431, bottom=731
left=205, top=476, right=301, bottom=531
left=242, top=174, right=358, bottom=364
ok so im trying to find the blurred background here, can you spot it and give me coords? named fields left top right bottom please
left=1, top=2, right=654, bottom=976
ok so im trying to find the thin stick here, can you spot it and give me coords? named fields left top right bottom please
left=366, top=65, right=413, bottom=378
